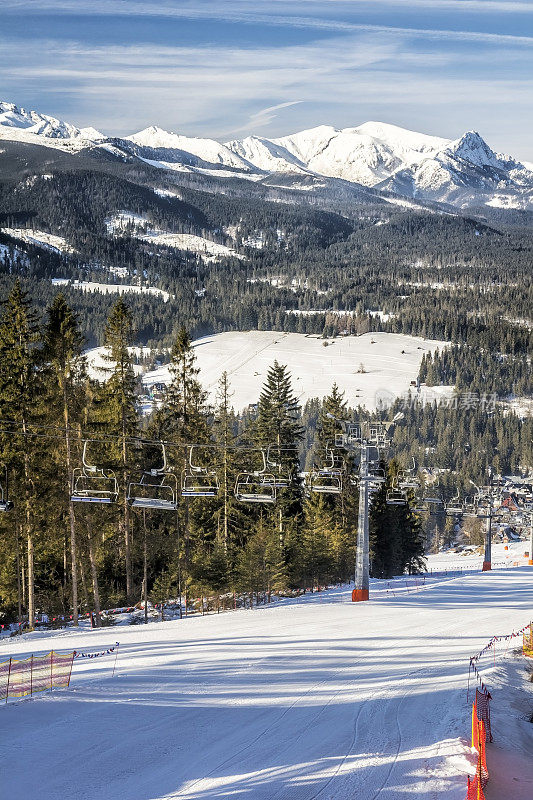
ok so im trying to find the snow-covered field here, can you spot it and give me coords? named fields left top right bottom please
left=143, top=330, right=448, bottom=410
left=84, top=346, right=152, bottom=380
left=1, top=559, right=531, bottom=800
left=51, top=278, right=171, bottom=302
left=1, top=227, right=76, bottom=254
left=106, top=211, right=243, bottom=262
left=139, top=231, right=244, bottom=261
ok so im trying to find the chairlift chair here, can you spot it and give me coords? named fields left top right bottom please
left=128, top=443, right=179, bottom=510
left=181, top=445, right=219, bottom=498
left=398, top=457, right=419, bottom=490
left=71, top=441, right=118, bottom=504
left=264, top=445, right=291, bottom=489
left=0, top=467, right=13, bottom=511
left=234, top=450, right=276, bottom=504
left=445, top=492, right=463, bottom=515
left=368, top=422, right=389, bottom=447
left=308, top=444, right=344, bottom=495
left=308, top=468, right=343, bottom=495
left=386, top=489, right=407, bottom=505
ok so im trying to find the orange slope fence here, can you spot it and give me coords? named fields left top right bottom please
left=466, top=688, right=491, bottom=800
left=465, top=621, right=531, bottom=799
left=0, top=650, right=74, bottom=702
left=523, top=625, right=533, bottom=658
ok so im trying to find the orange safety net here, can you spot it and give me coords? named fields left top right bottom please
left=466, top=690, right=491, bottom=799
left=523, top=624, right=533, bottom=657
left=0, top=650, right=74, bottom=702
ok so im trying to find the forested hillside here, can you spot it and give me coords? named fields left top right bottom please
left=0, top=157, right=531, bottom=625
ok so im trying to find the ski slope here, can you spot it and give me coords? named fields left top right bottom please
left=142, top=331, right=448, bottom=411
left=1, top=564, right=532, bottom=800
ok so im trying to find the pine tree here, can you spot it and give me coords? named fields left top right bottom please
left=94, top=298, right=138, bottom=601
left=0, top=280, right=41, bottom=628
left=42, top=293, right=87, bottom=624
left=253, top=361, right=304, bottom=548
left=301, top=494, right=334, bottom=590
left=157, top=327, right=211, bottom=606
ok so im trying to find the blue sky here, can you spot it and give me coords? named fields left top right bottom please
left=0, top=0, right=532, bottom=158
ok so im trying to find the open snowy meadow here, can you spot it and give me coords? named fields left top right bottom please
left=140, top=331, right=449, bottom=411
left=1, top=553, right=531, bottom=800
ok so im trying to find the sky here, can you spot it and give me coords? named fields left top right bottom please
left=0, top=0, right=532, bottom=159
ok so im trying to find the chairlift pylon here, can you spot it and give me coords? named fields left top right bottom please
left=71, top=441, right=118, bottom=504
left=128, top=443, right=178, bottom=510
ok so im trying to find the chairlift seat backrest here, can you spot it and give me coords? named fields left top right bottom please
left=309, top=469, right=343, bottom=494
left=181, top=471, right=218, bottom=498
left=71, top=470, right=118, bottom=504
left=129, top=475, right=179, bottom=509
left=386, top=490, right=407, bottom=505
left=234, top=472, right=276, bottom=504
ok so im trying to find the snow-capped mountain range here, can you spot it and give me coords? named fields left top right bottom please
left=1, top=101, right=532, bottom=210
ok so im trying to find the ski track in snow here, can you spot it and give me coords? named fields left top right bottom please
left=1, top=562, right=532, bottom=800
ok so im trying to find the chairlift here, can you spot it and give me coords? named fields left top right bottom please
left=128, top=443, right=178, bottom=510
left=398, top=457, right=419, bottom=490
left=308, top=444, right=344, bottom=494
left=0, top=468, right=13, bottom=512
left=386, top=489, right=407, bottom=505
left=308, top=468, right=343, bottom=495
left=264, top=445, right=291, bottom=489
left=71, top=441, right=118, bottom=504
left=363, top=467, right=386, bottom=490
left=445, top=492, right=463, bottom=516
left=462, top=497, right=478, bottom=517
left=234, top=450, right=276, bottom=504
left=335, top=422, right=362, bottom=449
left=368, top=422, right=389, bottom=447
left=181, top=445, right=219, bottom=498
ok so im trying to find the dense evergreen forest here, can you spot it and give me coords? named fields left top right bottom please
left=0, top=164, right=531, bottom=626
left=0, top=286, right=425, bottom=625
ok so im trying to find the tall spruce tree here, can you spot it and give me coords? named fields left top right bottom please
left=157, top=327, right=210, bottom=603
left=253, top=361, right=304, bottom=548
left=42, top=293, right=87, bottom=624
left=96, top=299, right=138, bottom=601
left=0, top=281, right=41, bottom=628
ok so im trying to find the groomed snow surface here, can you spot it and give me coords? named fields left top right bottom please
left=142, top=331, right=446, bottom=411
left=1, top=554, right=532, bottom=800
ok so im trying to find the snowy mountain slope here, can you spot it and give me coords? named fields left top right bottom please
left=2, top=566, right=532, bottom=800
left=1, top=99, right=532, bottom=209
left=127, top=126, right=254, bottom=172
left=225, top=135, right=310, bottom=174
left=0, top=101, right=103, bottom=151
left=142, top=330, right=447, bottom=411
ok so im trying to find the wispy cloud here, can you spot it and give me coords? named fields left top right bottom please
left=1, top=2, right=532, bottom=159
left=1, top=33, right=531, bottom=157
left=230, top=101, right=304, bottom=135
left=2, top=1, right=533, bottom=46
